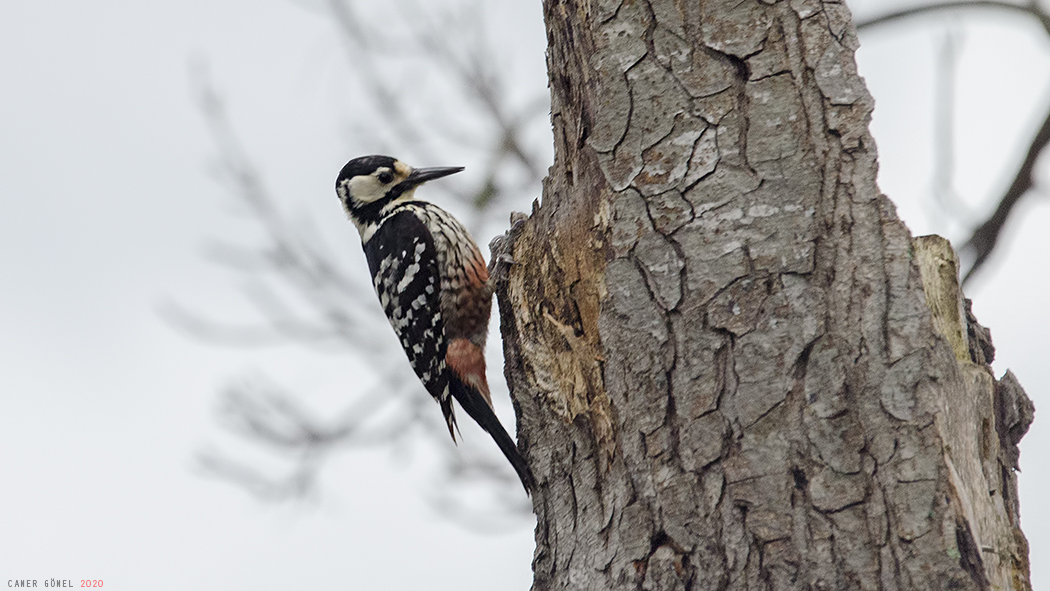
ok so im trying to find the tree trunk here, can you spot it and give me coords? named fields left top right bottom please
left=493, top=0, right=1033, bottom=589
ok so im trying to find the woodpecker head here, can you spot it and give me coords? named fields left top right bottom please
left=336, top=155, right=463, bottom=231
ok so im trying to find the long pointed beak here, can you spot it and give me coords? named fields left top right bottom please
left=402, top=166, right=464, bottom=189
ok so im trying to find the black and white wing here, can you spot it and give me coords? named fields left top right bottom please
left=363, top=209, right=457, bottom=436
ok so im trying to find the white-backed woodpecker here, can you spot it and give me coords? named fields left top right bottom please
left=335, top=154, right=534, bottom=493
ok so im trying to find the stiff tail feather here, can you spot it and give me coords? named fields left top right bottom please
left=449, top=379, right=535, bottom=494
left=438, top=392, right=458, bottom=442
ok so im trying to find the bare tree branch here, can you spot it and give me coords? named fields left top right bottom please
left=961, top=102, right=1050, bottom=282
left=855, top=1, right=1050, bottom=34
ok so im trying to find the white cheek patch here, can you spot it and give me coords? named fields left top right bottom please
left=348, top=175, right=385, bottom=203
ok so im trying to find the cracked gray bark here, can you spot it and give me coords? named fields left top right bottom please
left=492, top=0, right=1033, bottom=589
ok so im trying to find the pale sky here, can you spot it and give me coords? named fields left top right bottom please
left=1, top=1, right=1048, bottom=589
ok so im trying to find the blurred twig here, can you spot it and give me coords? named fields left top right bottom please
left=325, top=0, right=548, bottom=226
left=961, top=100, right=1050, bottom=282
left=856, top=1, right=1050, bottom=34
left=931, top=26, right=967, bottom=219
left=857, top=0, right=1050, bottom=283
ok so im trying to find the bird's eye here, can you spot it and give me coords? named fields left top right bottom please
left=377, top=171, right=394, bottom=184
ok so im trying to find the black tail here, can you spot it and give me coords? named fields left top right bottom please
left=449, top=379, right=535, bottom=494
